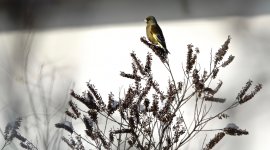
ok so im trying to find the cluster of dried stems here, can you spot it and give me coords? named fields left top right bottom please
left=1, top=117, right=38, bottom=150
left=1, top=32, right=70, bottom=150
left=1, top=36, right=262, bottom=150
left=54, top=36, right=262, bottom=150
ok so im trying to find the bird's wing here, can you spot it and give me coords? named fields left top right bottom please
left=150, top=24, right=167, bottom=49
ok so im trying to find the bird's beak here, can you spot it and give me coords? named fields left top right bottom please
left=144, top=19, right=147, bottom=22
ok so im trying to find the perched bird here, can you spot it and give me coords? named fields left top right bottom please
left=145, top=16, right=169, bottom=54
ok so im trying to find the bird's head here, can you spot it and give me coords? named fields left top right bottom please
left=145, top=16, right=157, bottom=24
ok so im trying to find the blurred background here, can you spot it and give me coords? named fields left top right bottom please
left=0, top=0, right=269, bottom=149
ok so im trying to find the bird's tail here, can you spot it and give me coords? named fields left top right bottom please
left=158, top=43, right=170, bottom=54
left=164, top=48, right=170, bottom=54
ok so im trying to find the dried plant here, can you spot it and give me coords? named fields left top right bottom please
left=1, top=117, right=38, bottom=150
left=56, top=36, right=262, bottom=150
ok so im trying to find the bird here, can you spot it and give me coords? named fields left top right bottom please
left=145, top=16, right=169, bottom=54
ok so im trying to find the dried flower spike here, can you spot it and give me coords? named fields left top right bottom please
left=131, top=52, right=146, bottom=75
left=61, top=136, right=75, bottom=149
left=186, top=44, right=197, bottom=73
left=68, top=100, right=81, bottom=118
left=203, top=132, right=225, bottom=150
left=145, top=52, right=152, bottom=74
left=87, top=82, right=105, bottom=109
left=122, top=87, right=136, bottom=109
left=83, top=115, right=94, bottom=133
left=152, top=80, right=165, bottom=101
left=120, top=71, right=141, bottom=81
left=4, top=117, right=23, bottom=141
left=214, top=36, right=231, bottom=66
left=55, top=121, right=74, bottom=134
left=221, top=55, right=235, bottom=67
left=204, top=96, right=226, bottom=103
left=223, top=123, right=248, bottom=136
left=151, top=95, right=159, bottom=116
left=65, top=110, right=78, bottom=119
left=239, top=83, right=262, bottom=104
left=140, top=37, right=168, bottom=63
left=212, top=68, right=219, bottom=79
left=192, top=69, right=204, bottom=91
left=70, top=90, right=99, bottom=111
left=107, top=93, right=119, bottom=115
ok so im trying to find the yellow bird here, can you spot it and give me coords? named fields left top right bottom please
left=145, top=16, right=169, bottom=54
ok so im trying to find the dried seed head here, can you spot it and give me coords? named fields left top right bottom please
left=70, top=90, right=99, bottom=111
left=177, top=82, right=183, bottom=93
left=186, top=44, right=197, bottom=73
left=122, top=87, right=136, bottom=109
left=68, top=100, right=81, bottom=118
left=128, top=117, right=135, bottom=128
left=113, top=129, right=133, bottom=135
left=152, top=80, right=165, bottom=101
left=55, top=121, right=74, bottom=134
left=192, top=69, right=204, bottom=91
left=120, top=72, right=141, bottom=81
left=107, top=93, right=119, bottom=115
left=65, top=110, right=78, bottom=119
left=137, top=77, right=153, bottom=103
left=61, top=136, right=76, bottom=149
left=203, top=132, right=225, bottom=150
left=15, top=132, right=26, bottom=142
left=239, top=83, right=262, bottom=104
left=140, top=37, right=168, bottom=63
left=87, top=82, right=104, bottom=109
left=222, top=55, right=235, bottom=67
left=212, top=68, right=219, bottom=79
left=223, top=123, right=248, bottom=136
left=130, top=103, right=140, bottom=124
left=202, top=70, right=208, bottom=82
left=144, top=98, right=150, bottom=111
left=218, top=113, right=229, bottom=119
left=214, top=80, right=223, bottom=94
left=151, top=94, right=159, bottom=116
left=88, top=110, right=98, bottom=122
left=237, top=80, right=252, bottom=102
left=4, top=117, right=23, bottom=142
left=214, top=36, right=231, bottom=66
left=83, top=116, right=93, bottom=133
left=109, top=132, right=114, bottom=142
left=145, top=52, right=153, bottom=74
left=131, top=52, right=146, bottom=75
left=97, top=131, right=109, bottom=149
left=204, top=96, right=226, bottom=103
